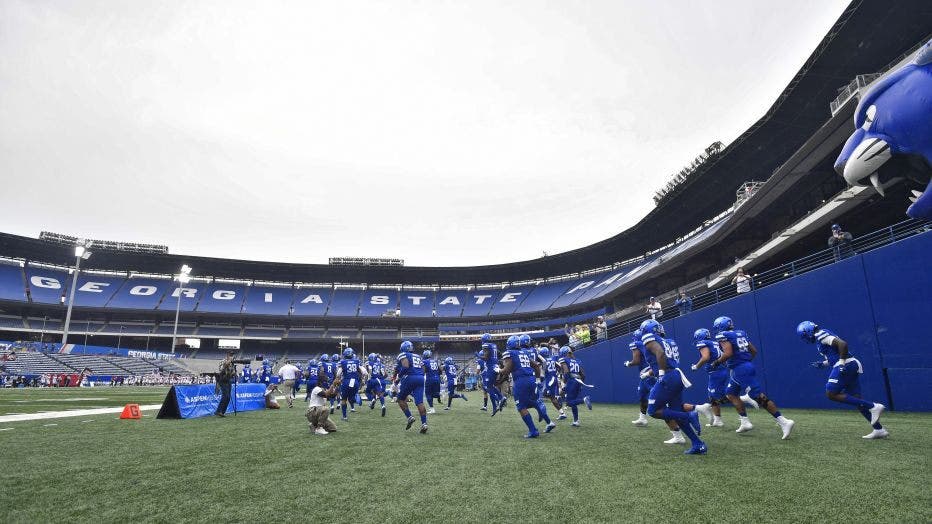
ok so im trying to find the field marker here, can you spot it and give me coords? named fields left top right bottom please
left=81, top=419, right=95, bottom=423
left=43, top=423, right=58, bottom=427
left=0, top=428, right=12, bottom=431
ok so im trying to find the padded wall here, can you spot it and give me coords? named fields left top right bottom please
left=577, top=231, right=932, bottom=412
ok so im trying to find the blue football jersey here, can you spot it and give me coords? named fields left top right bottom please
left=396, top=352, right=424, bottom=377
left=322, top=362, right=336, bottom=379
left=502, top=349, right=534, bottom=379
left=715, top=329, right=753, bottom=368
left=544, top=357, right=559, bottom=379
left=695, top=339, right=722, bottom=373
left=558, top=356, right=581, bottom=377
left=306, top=365, right=319, bottom=380
left=641, top=332, right=680, bottom=369
left=424, top=358, right=441, bottom=378
left=629, top=338, right=649, bottom=371
left=483, top=347, right=499, bottom=378
left=476, top=359, right=486, bottom=374
left=444, top=363, right=458, bottom=380
left=340, top=358, right=361, bottom=380
left=369, top=361, right=386, bottom=378
left=813, top=328, right=843, bottom=362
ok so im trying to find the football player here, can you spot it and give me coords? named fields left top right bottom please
left=557, top=346, right=592, bottom=427
left=711, top=316, right=794, bottom=439
left=319, top=354, right=338, bottom=414
left=623, top=329, right=653, bottom=427
left=365, top=353, right=387, bottom=417
left=690, top=328, right=728, bottom=427
left=797, top=321, right=887, bottom=438
left=480, top=341, right=505, bottom=416
left=497, top=335, right=555, bottom=438
left=335, top=348, right=365, bottom=421
left=640, top=319, right=706, bottom=455
left=443, top=357, right=468, bottom=410
left=394, top=340, right=429, bottom=433
left=422, top=350, right=442, bottom=414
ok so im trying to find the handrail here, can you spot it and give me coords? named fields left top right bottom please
left=595, top=218, right=931, bottom=345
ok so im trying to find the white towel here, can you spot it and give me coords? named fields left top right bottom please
left=678, top=369, right=692, bottom=389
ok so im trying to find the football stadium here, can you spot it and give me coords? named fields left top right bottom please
left=1, top=1, right=931, bottom=522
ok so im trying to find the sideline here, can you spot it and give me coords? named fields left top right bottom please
left=0, top=404, right=163, bottom=423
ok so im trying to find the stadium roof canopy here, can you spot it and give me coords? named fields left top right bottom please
left=1, top=1, right=929, bottom=286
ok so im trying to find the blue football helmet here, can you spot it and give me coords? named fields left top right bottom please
left=639, top=318, right=665, bottom=337
left=713, top=316, right=734, bottom=334
left=481, top=333, right=492, bottom=343
left=559, top=346, right=571, bottom=357
left=343, top=348, right=354, bottom=359
left=423, top=350, right=432, bottom=359
left=319, top=354, right=329, bottom=363
left=797, top=321, right=818, bottom=342
left=694, top=328, right=711, bottom=342
left=538, top=347, right=551, bottom=358
left=519, top=334, right=531, bottom=348
left=444, top=357, right=453, bottom=365
left=367, top=353, right=377, bottom=362
left=400, top=340, right=413, bottom=352
left=331, top=353, right=339, bottom=362
left=308, top=359, right=318, bottom=368
left=506, top=335, right=519, bottom=350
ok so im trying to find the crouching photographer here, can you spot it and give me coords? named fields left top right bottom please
left=306, top=377, right=341, bottom=435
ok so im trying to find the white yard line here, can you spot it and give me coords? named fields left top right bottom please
left=0, top=404, right=162, bottom=423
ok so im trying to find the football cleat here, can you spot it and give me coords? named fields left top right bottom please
left=869, top=403, right=885, bottom=426
left=584, top=396, right=592, bottom=410
left=427, top=408, right=436, bottom=414
left=664, top=433, right=686, bottom=444
left=707, top=417, right=724, bottom=427
left=524, top=432, right=540, bottom=439
left=557, top=413, right=567, bottom=420
left=694, top=403, right=713, bottom=423
left=545, top=422, right=557, bottom=433
left=370, top=400, right=376, bottom=410
left=684, top=443, right=708, bottom=455
left=736, top=420, right=754, bottom=433
left=571, top=421, right=580, bottom=427
left=443, top=407, right=450, bottom=411
left=779, top=419, right=795, bottom=440
left=405, top=416, right=416, bottom=430
left=341, top=417, right=348, bottom=421
left=740, top=394, right=760, bottom=409
left=480, top=406, right=488, bottom=411
left=419, top=424, right=429, bottom=434
left=632, top=414, right=648, bottom=427
left=381, top=406, right=386, bottom=417
left=862, top=428, right=889, bottom=439
left=314, top=427, right=329, bottom=435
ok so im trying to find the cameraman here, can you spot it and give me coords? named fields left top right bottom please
left=215, top=351, right=248, bottom=417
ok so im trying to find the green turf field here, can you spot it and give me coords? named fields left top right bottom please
left=0, top=387, right=929, bottom=523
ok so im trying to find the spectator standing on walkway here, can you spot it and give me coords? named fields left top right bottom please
left=732, top=267, right=752, bottom=294
left=828, top=224, right=854, bottom=261
left=674, top=292, right=693, bottom=315
left=595, top=316, right=608, bottom=340
left=646, top=297, right=663, bottom=319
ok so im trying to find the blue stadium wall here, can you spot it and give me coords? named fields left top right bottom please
left=574, top=230, right=932, bottom=412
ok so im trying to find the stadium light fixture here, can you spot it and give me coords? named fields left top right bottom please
left=61, top=240, right=92, bottom=347
left=171, top=264, right=193, bottom=354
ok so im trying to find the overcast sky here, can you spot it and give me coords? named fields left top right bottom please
left=0, top=0, right=850, bottom=267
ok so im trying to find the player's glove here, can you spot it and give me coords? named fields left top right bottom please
left=810, top=360, right=828, bottom=369
left=690, top=364, right=698, bottom=371
left=624, top=360, right=632, bottom=367
left=638, top=368, right=651, bottom=379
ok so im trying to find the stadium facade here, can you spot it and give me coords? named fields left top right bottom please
left=0, top=2, right=929, bottom=358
